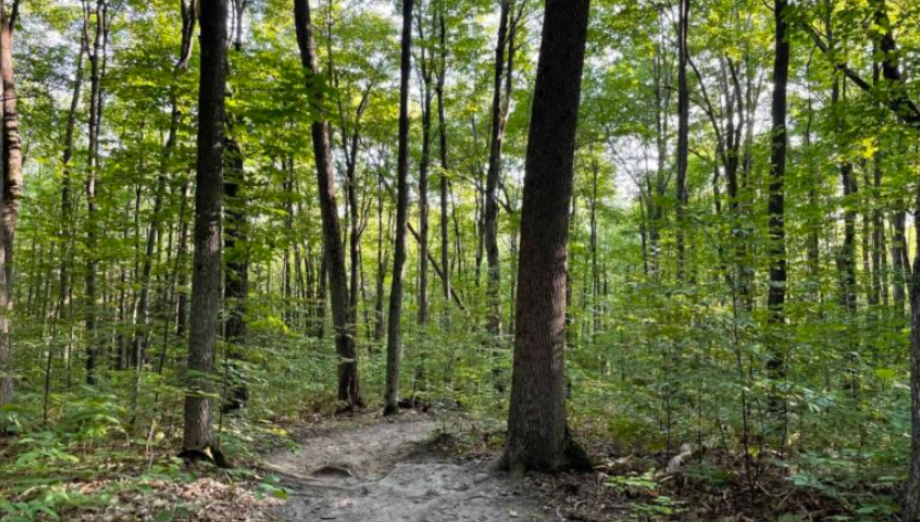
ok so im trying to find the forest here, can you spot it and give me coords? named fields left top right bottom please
left=0, top=0, right=919, bottom=520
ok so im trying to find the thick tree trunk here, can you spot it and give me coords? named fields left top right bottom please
left=383, top=0, right=414, bottom=416
left=294, top=0, right=361, bottom=410
left=503, top=0, right=591, bottom=474
left=182, top=0, right=228, bottom=460
left=766, top=0, right=789, bottom=419
left=0, top=1, right=21, bottom=407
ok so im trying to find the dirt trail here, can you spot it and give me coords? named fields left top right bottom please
left=265, top=414, right=548, bottom=522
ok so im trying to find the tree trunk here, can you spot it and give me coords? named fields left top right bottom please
left=436, top=3, right=450, bottom=317
left=294, top=0, right=361, bottom=411
left=0, top=0, right=21, bottom=407
left=176, top=182, right=191, bottom=338
left=383, top=0, right=414, bottom=416
left=131, top=96, right=178, bottom=373
left=766, top=0, right=789, bottom=420
left=675, top=0, right=689, bottom=283
left=374, top=171, right=389, bottom=343
left=182, top=0, right=228, bottom=460
left=84, top=0, right=107, bottom=385
left=893, top=210, right=909, bottom=311
left=417, top=22, right=433, bottom=326
left=222, top=133, right=249, bottom=412
left=483, top=0, right=510, bottom=337
left=503, top=0, right=591, bottom=474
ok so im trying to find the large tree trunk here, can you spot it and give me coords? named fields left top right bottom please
left=0, top=0, right=21, bottom=408
left=766, top=0, right=789, bottom=419
left=182, top=0, right=228, bottom=460
left=503, top=0, right=591, bottom=474
left=383, top=0, right=414, bottom=416
left=293, top=0, right=361, bottom=411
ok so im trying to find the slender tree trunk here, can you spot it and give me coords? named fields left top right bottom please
left=417, top=27, right=433, bottom=326
left=675, top=0, right=690, bottom=282
left=294, top=0, right=361, bottom=410
left=503, top=0, right=591, bottom=474
left=766, top=0, right=789, bottom=420
left=84, top=0, right=107, bottom=385
left=176, top=182, right=191, bottom=338
left=131, top=96, right=179, bottom=375
left=383, top=0, right=414, bottom=416
left=0, top=0, right=21, bottom=407
left=222, top=133, right=249, bottom=412
left=58, top=31, right=86, bottom=363
left=182, top=0, right=228, bottom=460
left=436, top=3, right=451, bottom=317
left=374, top=171, right=388, bottom=343
left=483, top=0, right=510, bottom=337
left=345, top=105, right=367, bottom=345
left=177, top=0, right=198, bottom=70
left=893, top=210, right=909, bottom=311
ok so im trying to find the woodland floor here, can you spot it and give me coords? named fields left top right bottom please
left=264, top=412, right=550, bottom=522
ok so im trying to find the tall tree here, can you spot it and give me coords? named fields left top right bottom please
left=0, top=0, right=21, bottom=408
left=483, top=0, right=510, bottom=337
left=294, top=0, right=362, bottom=411
left=674, top=0, right=689, bottom=282
left=83, top=0, right=108, bottom=385
left=503, top=0, right=591, bottom=474
left=182, top=0, right=229, bottom=462
left=416, top=5, right=434, bottom=326
left=384, top=0, right=414, bottom=416
left=766, top=0, right=790, bottom=417
left=436, top=0, right=450, bottom=314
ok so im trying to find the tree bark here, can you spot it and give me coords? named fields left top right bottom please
left=766, top=0, right=789, bottom=420
left=383, top=0, right=414, bottom=416
left=503, top=0, right=591, bottom=474
left=675, top=0, right=690, bottom=283
left=294, top=0, right=361, bottom=410
left=222, top=133, right=249, bottom=412
left=483, top=0, right=510, bottom=337
left=436, top=2, right=451, bottom=316
left=83, top=0, right=107, bottom=385
left=0, top=0, right=21, bottom=408
left=182, top=0, right=228, bottom=460
left=417, top=14, right=433, bottom=326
